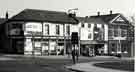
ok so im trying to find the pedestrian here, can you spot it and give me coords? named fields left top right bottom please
left=75, top=49, right=79, bottom=62
left=67, top=48, right=71, bottom=58
left=72, top=49, right=76, bottom=64
left=71, top=45, right=76, bottom=64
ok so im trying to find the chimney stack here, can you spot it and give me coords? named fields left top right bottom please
left=85, top=16, right=89, bottom=18
left=97, top=11, right=100, bottom=16
left=6, top=11, right=8, bottom=19
left=110, top=10, right=112, bottom=15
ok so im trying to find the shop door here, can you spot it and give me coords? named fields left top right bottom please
left=34, top=41, right=42, bottom=55
left=94, top=44, right=104, bottom=55
left=12, top=39, right=24, bottom=54
left=42, top=42, right=49, bottom=55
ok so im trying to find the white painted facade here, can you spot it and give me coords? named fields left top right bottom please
left=104, top=24, right=108, bottom=41
left=80, top=23, right=94, bottom=40
left=24, top=22, right=78, bottom=55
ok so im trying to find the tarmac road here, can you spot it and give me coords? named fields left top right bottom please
left=0, top=55, right=121, bottom=72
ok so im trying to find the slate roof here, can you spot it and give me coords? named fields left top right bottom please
left=78, top=13, right=129, bottom=24
left=90, top=13, right=119, bottom=23
left=76, top=16, right=106, bottom=24
left=10, top=9, right=77, bottom=24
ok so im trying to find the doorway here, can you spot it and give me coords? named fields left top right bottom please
left=94, top=44, right=104, bottom=55
left=12, top=38, right=24, bottom=54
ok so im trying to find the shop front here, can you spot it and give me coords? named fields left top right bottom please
left=80, top=40, right=106, bottom=56
left=108, top=40, right=132, bottom=57
left=24, top=37, right=66, bottom=56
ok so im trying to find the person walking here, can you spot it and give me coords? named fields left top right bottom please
left=71, top=46, right=76, bottom=64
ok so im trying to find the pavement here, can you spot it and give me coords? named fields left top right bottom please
left=2, top=54, right=92, bottom=60
left=0, top=54, right=134, bottom=72
left=66, top=56, right=134, bottom=72
left=66, top=62, right=131, bottom=72
left=0, top=56, right=15, bottom=61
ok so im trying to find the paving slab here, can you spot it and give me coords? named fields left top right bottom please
left=66, top=62, right=131, bottom=72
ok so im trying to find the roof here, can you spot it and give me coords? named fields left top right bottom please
left=90, top=13, right=119, bottom=23
left=81, top=13, right=129, bottom=24
left=10, top=9, right=77, bottom=24
left=76, top=17, right=85, bottom=22
left=76, top=16, right=106, bottom=24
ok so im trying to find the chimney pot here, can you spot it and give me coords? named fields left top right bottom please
left=6, top=11, right=8, bottom=19
left=97, top=11, right=100, bottom=16
left=110, top=10, right=112, bottom=15
left=85, top=16, right=89, bottom=18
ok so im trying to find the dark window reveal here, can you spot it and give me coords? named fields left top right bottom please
left=56, top=25, right=60, bottom=35
left=66, top=25, right=70, bottom=35
left=81, top=23, right=84, bottom=27
left=45, top=24, right=49, bottom=35
left=88, top=24, right=91, bottom=28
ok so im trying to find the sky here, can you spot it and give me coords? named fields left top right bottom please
left=0, top=0, right=135, bottom=18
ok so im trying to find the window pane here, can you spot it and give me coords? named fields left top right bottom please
left=81, top=23, right=84, bottom=27
left=88, top=24, right=91, bottom=28
left=66, top=25, right=70, bottom=35
left=114, top=29, right=118, bottom=37
left=56, top=25, right=60, bottom=35
left=108, top=29, right=113, bottom=36
left=45, top=24, right=49, bottom=35
left=88, top=33, right=91, bottom=39
left=121, top=29, right=127, bottom=37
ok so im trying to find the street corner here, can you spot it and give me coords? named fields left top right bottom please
left=93, top=60, right=134, bottom=72
left=65, top=65, right=84, bottom=72
left=65, top=62, right=93, bottom=72
left=65, top=61, right=132, bottom=72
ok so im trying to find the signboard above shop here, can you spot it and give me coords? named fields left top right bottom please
left=24, top=22, right=42, bottom=36
left=25, top=22, right=42, bottom=32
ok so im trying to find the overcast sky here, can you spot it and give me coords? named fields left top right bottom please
left=0, top=0, right=135, bottom=18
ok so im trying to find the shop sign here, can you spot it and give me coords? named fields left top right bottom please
left=25, top=22, right=42, bottom=33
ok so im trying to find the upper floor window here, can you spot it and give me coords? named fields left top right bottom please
left=114, top=29, right=119, bottom=37
left=56, top=25, right=60, bottom=35
left=121, top=29, right=127, bottom=37
left=88, top=33, right=91, bottom=39
left=88, top=24, right=91, bottom=28
left=8, top=23, right=23, bottom=36
left=66, top=25, right=70, bottom=35
left=45, top=24, right=49, bottom=35
left=108, top=29, right=113, bottom=36
left=81, top=23, right=84, bottom=27
left=102, top=24, right=104, bottom=28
